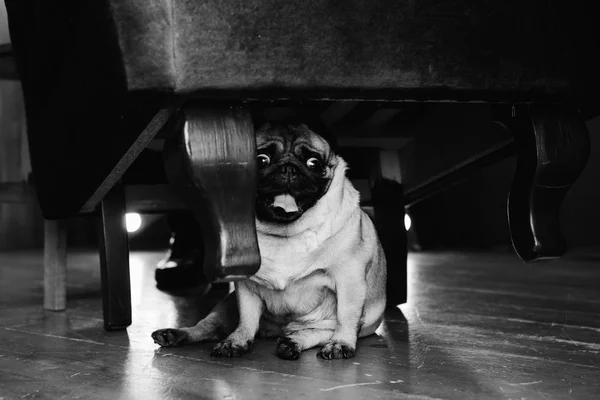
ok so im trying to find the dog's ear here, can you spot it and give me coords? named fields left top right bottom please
left=252, top=106, right=338, bottom=152
left=299, top=117, right=338, bottom=154
left=252, top=115, right=268, bottom=133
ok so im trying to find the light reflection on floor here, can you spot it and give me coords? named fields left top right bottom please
left=125, top=252, right=179, bottom=350
left=2, top=249, right=598, bottom=399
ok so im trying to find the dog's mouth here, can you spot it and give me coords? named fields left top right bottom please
left=257, top=193, right=303, bottom=223
left=272, top=194, right=298, bottom=213
left=269, top=193, right=303, bottom=222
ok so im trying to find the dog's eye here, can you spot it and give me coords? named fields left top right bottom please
left=257, top=154, right=270, bottom=168
left=306, top=157, right=321, bottom=170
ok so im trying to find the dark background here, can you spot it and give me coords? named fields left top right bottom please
left=1, top=103, right=598, bottom=254
left=58, top=113, right=600, bottom=254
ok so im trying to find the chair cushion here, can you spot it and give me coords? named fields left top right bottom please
left=110, top=0, right=599, bottom=99
left=3, top=0, right=598, bottom=220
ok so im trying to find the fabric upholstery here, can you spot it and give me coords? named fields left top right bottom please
left=110, top=0, right=175, bottom=90
left=3, top=0, right=599, bottom=219
left=109, top=0, right=599, bottom=98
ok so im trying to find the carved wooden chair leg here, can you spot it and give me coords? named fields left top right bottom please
left=164, top=104, right=261, bottom=282
left=44, top=219, right=68, bottom=311
left=505, top=104, right=590, bottom=262
left=370, top=150, right=408, bottom=307
left=98, top=183, right=132, bottom=331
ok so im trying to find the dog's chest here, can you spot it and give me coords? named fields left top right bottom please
left=253, top=231, right=332, bottom=291
left=257, top=273, right=334, bottom=322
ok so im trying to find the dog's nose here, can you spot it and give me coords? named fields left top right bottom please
left=281, top=164, right=298, bottom=179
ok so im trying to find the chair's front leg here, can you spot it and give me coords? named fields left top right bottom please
left=164, top=104, right=261, bottom=282
left=98, top=183, right=132, bottom=331
left=506, top=104, right=590, bottom=262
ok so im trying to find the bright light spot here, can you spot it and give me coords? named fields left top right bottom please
left=404, top=213, right=412, bottom=231
left=126, top=213, right=142, bottom=233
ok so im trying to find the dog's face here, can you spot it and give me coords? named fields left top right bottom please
left=255, top=122, right=335, bottom=223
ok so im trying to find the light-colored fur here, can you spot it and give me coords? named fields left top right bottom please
left=152, top=154, right=386, bottom=359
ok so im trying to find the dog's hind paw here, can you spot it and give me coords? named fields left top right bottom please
left=211, top=339, right=253, bottom=357
left=318, top=342, right=356, bottom=360
left=276, top=337, right=301, bottom=360
left=152, top=328, right=189, bottom=348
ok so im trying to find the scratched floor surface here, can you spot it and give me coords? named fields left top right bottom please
left=0, top=249, right=599, bottom=399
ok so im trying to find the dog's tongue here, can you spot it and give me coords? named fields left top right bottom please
left=273, top=194, right=298, bottom=213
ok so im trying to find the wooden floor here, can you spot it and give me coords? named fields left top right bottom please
left=0, top=248, right=599, bottom=399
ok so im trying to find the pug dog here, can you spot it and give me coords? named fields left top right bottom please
left=151, top=121, right=387, bottom=360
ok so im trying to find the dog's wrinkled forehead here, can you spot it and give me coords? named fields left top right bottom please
left=256, top=123, right=331, bottom=158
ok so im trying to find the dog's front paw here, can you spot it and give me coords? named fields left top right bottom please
left=152, top=328, right=189, bottom=348
left=318, top=341, right=356, bottom=360
left=211, top=339, right=253, bottom=357
left=276, top=337, right=301, bottom=360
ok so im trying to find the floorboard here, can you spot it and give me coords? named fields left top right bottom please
left=0, top=249, right=599, bottom=399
